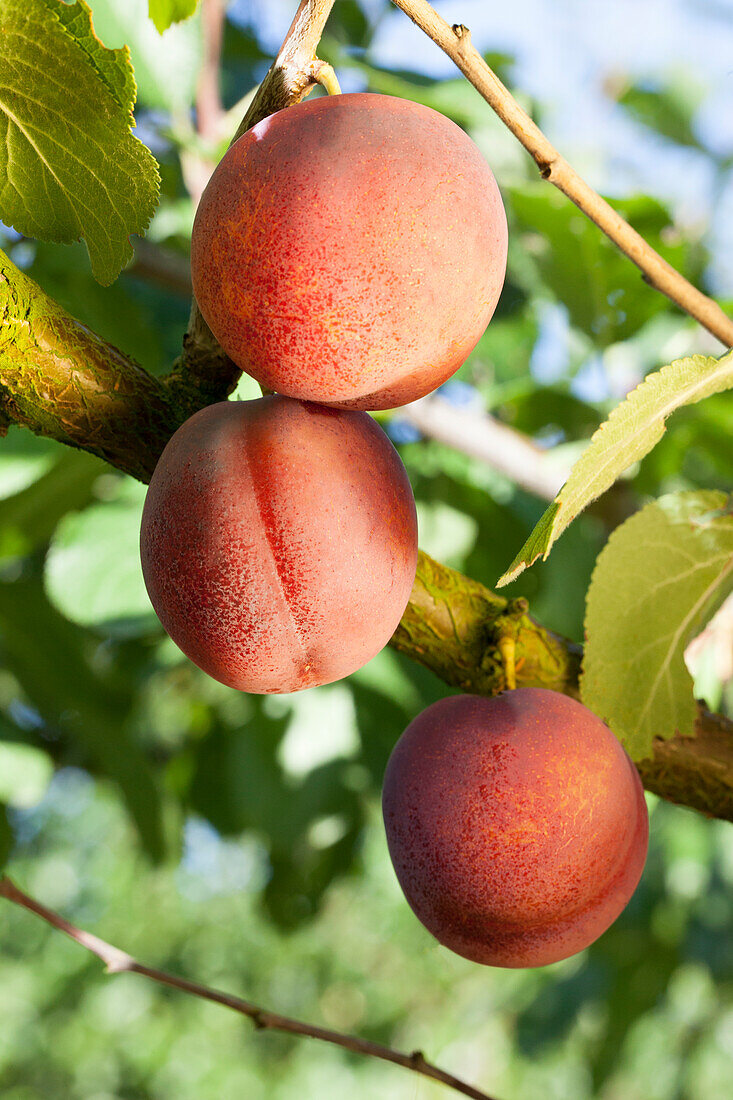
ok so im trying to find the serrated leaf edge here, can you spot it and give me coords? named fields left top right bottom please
left=497, top=348, right=733, bottom=587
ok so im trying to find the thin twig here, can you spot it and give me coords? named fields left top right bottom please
left=0, top=876, right=498, bottom=1100
left=230, top=0, right=339, bottom=144
left=389, top=0, right=733, bottom=349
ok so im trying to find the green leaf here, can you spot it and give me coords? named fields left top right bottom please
left=0, top=743, right=54, bottom=808
left=0, top=450, right=101, bottom=564
left=509, top=185, right=696, bottom=345
left=580, top=491, right=733, bottom=760
left=87, top=0, right=201, bottom=113
left=0, top=0, right=160, bottom=284
left=148, top=0, right=198, bottom=33
left=498, top=349, right=733, bottom=586
left=324, top=1, right=370, bottom=48
left=54, top=0, right=136, bottom=107
left=0, top=428, right=60, bottom=502
left=44, top=481, right=158, bottom=636
left=618, top=81, right=703, bottom=151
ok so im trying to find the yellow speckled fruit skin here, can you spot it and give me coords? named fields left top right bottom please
left=191, top=93, right=507, bottom=410
left=382, top=689, right=649, bottom=968
left=140, top=396, right=418, bottom=694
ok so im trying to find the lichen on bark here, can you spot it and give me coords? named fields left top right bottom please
left=1, top=250, right=181, bottom=481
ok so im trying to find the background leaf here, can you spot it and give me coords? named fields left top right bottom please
left=44, top=480, right=157, bottom=636
left=581, top=491, right=733, bottom=759
left=0, top=449, right=102, bottom=564
left=499, top=350, right=733, bottom=585
left=148, top=0, right=198, bottom=34
left=88, top=0, right=202, bottom=113
left=0, top=0, right=160, bottom=284
left=509, top=185, right=699, bottom=345
left=0, top=573, right=166, bottom=859
left=617, top=80, right=704, bottom=151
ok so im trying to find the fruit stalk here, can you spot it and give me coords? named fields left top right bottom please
left=1, top=256, right=731, bottom=818
left=180, top=0, right=341, bottom=392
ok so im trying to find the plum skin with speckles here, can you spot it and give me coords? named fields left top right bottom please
left=191, top=93, right=507, bottom=410
left=140, top=396, right=418, bottom=694
left=382, top=688, right=649, bottom=968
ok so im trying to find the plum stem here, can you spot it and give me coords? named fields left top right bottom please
left=182, top=0, right=340, bottom=393
left=0, top=875, right=500, bottom=1100
left=311, top=59, right=342, bottom=96
left=493, top=599, right=529, bottom=691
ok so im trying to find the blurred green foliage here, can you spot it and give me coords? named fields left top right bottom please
left=1, top=1, right=732, bottom=1097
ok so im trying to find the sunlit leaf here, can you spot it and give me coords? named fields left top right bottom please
left=88, top=0, right=201, bottom=113
left=0, top=743, right=54, bottom=808
left=0, top=0, right=160, bottom=284
left=44, top=481, right=157, bottom=636
left=148, top=0, right=198, bottom=34
left=499, top=349, right=733, bottom=585
left=581, top=491, right=733, bottom=760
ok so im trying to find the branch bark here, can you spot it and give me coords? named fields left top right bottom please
left=179, top=0, right=338, bottom=401
left=2, top=2, right=731, bottom=821
left=0, top=876, right=498, bottom=1100
left=0, top=251, right=182, bottom=482
left=1, top=249, right=731, bottom=820
left=394, top=554, right=733, bottom=822
left=389, top=0, right=733, bottom=349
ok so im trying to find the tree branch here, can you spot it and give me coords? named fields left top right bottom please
left=395, top=554, right=733, bottom=822
left=1, top=248, right=731, bottom=820
left=388, top=0, right=733, bottom=349
left=0, top=251, right=183, bottom=482
left=0, top=876, right=498, bottom=1100
left=179, top=0, right=339, bottom=401
left=229, top=0, right=339, bottom=145
left=2, top=0, right=732, bottom=820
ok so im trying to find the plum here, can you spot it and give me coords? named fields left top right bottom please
left=382, top=688, right=649, bottom=967
left=141, top=396, right=418, bottom=693
left=191, top=93, right=507, bottom=409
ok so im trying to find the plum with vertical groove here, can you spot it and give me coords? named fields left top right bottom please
left=140, top=396, right=418, bottom=693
